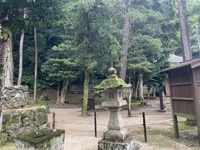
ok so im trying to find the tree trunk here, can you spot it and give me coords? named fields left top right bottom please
left=34, top=26, right=38, bottom=103
left=177, top=0, right=192, bottom=61
left=0, top=40, right=4, bottom=130
left=17, top=30, right=25, bottom=85
left=120, top=0, right=131, bottom=80
left=0, top=40, right=5, bottom=87
left=152, top=87, right=156, bottom=99
left=4, top=31, right=13, bottom=87
left=108, top=57, right=113, bottom=68
left=56, top=84, right=61, bottom=104
left=138, top=70, right=144, bottom=100
left=147, top=87, right=150, bottom=100
left=135, top=77, right=139, bottom=99
left=82, top=67, right=89, bottom=117
left=128, top=87, right=132, bottom=117
left=60, top=81, right=68, bottom=104
left=195, top=23, right=200, bottom=56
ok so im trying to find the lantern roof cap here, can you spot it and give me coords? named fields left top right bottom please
left=95, top=67, right=131, bottom=90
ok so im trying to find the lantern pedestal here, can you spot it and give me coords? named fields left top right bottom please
left=98, top=105, right=140, bottom=150
left=98, top=133, right=140, bottom=150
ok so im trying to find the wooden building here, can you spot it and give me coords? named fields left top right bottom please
left=161, top=58, right=200, bottom=144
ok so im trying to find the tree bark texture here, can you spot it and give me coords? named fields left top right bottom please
left=82, top=67, right=89, bottom=116
left=0, top=39, right=4, bottom=129
left=4, top=31, right=13, bottom=87
left=120, top=0, right=131, bottom=80
left=34, top=26, right=38, bottom=103
left=135, top=77, right=139, bottom=99
left=0, top=40, right=5, bottom=88
left=196, top=23, right=200, bottom=55
left=17, top=30, right=25, bottom=85
left=128, top=87, right=132, bottom=117
left=56, top=84, right=61, bottom=104
left=138, top=70, right=144, bottom=100
left=60, top=81, right=68, bottom=104
left=108, top=56, right=113, bottom=68
left=177, top=0, right=192, bottom=61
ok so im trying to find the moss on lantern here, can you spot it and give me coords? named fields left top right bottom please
left=95, top=67, right=131, bottom=90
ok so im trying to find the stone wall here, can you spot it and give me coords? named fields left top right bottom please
left=1, top=86, right=29, bottom=109
left=1, top=107, right=48, bottom=143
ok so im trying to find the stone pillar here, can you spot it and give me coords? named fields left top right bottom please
left=103, top=108, right=127, bottom=142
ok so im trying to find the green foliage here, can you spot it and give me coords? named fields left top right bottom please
left=22, top=74, right=34, bottom=87
left=1, top=0, right=190, bottom=96
left=64, top=0, right=121, bottom=72
left=41, top=40, right=78, bottom=87
left=128, top=35, right=162, bottom=71
left=187, top=0, right=200, bottom=58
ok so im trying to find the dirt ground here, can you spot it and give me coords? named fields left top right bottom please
left=48, top=98, right=200, bottom=150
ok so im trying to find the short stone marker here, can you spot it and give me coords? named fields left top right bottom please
left=15, top=128, right=65, bottom=150
left=95, top=67, right=141, bottom=150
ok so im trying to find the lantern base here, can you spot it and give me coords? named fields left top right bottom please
left=103, top=128, right=128, bottom=142
left=98, top=133, right=141, bottom=150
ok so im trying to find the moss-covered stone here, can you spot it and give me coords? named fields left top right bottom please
left=34, top=108, right=48, bottom=126
left=95, top=67, right=131, bottom=90
left=0, top=64, right=3, bottom=76
left=16, top=128, right=65, bottom=144
left=10, top=113, right=21, bottom=125
left=2, top=86, right=29, bottom=109
left=2, top=113, right=10, bottom=129
left=2, top=107, right=48, bottom=143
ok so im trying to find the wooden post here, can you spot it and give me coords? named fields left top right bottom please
left=192, top=69, right=200, bottom=145
left=142, top=112, right=147, bottom=142
left=168, top=72, right=180, bottom=139
left=94, top=111, right=97, bottom=137
left=53, top=112, right=55, bottom=129
left=173, top=114, right=179, bottom=138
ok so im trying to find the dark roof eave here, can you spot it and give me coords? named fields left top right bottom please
left=160, top=58, right=200, bottom=73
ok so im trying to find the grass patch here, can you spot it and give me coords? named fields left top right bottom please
left=150, top=135, right=174, bottom=148
left=31, top=99, right=81, bottom=108
left=30, top=94, right=82, bottom=109
left=131, top=99, right=145, bottom=108
left=178, top=121, right=196, bottom=131
left=147, top=127, right=173, bottom=137
left=140, top=125, right=199, bottom=149
left=132, top=127, right=175, bottom=148
left=0, top=142, right=15, bottom=150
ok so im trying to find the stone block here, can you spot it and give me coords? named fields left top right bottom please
left=15, top=128, right=65, bottom=150
left=98, top=134, right=141, bottom=150
left=2, top=107, right=48, bottom=143
left=1, top=85, right=29, bottom=109
left=103, top=128, right=128, bottom=142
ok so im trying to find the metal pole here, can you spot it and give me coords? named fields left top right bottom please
left=94, top=111, right=97, bottom=137
left=53, top=112, right=55, bottom=129
left=142, top=112, right=147, bottom=142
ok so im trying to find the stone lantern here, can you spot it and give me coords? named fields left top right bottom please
left=95, top=67, right=140, bottom=150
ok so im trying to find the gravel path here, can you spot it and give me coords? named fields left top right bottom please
left=48, top=99, right=198, bottom=150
